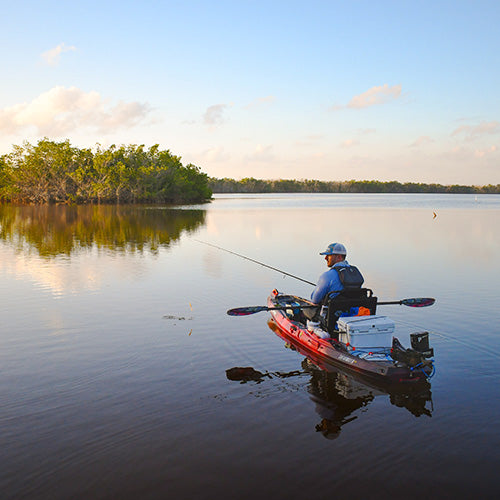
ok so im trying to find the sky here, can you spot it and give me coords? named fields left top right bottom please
left=1, top=0, right=499, bottom=185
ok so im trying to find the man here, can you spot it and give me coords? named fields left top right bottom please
left=303, top=242, right=351, bottom=322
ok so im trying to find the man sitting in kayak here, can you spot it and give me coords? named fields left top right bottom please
left=303, top=242, right=359, bottom=327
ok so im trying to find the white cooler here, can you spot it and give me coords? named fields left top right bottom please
left=337, top=315, right=395, bottom=349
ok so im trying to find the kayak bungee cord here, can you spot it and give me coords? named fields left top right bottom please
left=194, top=239, right=316, bottom=286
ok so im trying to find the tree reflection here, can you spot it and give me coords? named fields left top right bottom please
left=0, top=204, right=206, bottom=257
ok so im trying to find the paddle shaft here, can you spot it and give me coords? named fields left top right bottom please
left=195, top=239, right=316, bottom=286
left=227, top=304, right=318, bottom=316
left=227, top=297, right=435, bottom=316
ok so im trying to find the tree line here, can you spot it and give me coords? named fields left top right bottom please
left=208, top=177, right=500, bottom=194
left=2, top=139, right=497, bottom=204
left=0, top=139, right=212, bottom=204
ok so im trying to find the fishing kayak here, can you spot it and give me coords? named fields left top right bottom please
left=267, top=289, right=435, bottom=384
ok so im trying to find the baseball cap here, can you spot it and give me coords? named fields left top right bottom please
left=319, top=243, right=347, bottom=256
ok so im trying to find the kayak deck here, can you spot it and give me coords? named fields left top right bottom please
left=267, top=290, right=434, bottom=383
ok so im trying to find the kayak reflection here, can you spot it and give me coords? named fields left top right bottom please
left=226, top=359, right=432, bottom=439
left=268, top=316, right=434, bottom=428
left=226, top=316, right=433, bottom=438
left=302, top=358, right=432, bottom=439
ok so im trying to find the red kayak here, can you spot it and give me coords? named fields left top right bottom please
left=267, top=289, right=435, bottom=384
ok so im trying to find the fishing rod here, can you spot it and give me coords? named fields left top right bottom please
left=194, top=240, right=436, bottom=315
left=194, top=239, right=316, bottom=286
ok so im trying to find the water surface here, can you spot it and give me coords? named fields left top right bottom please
left=1, top=195, right=499, bottom=499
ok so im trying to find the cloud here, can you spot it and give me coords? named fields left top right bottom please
left=332, top=84, right=402, bottom=110
left=410, top=136, right=434, bottom=148
left=339, top=138, right=359, bottom=149
left=294, top=134, right=325, bottom=147
left=451, top=121, right=500, bottom=141
left=0, top=86, right=151, bottom=136
left=203, top=104, right=228, bottom=126
left=201, top=146, right=230, bottom=162
left=440, top=145, right=497, bottom=162
left=348, top=84, right=402, bottom=109
left=311, top=152, right=325, bottom=159
left=245, top=144, right=275, bottom=162
left=245, top=95, right=276, bottom=108
left=40, top=42, right=77, bottom=66
left=475, top=145, right=497, bottom=158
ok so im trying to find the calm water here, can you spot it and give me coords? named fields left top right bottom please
left=1, top=194, right=500, bottom=499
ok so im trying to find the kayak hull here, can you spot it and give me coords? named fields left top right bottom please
left=267, top=290, right=433, bottom=384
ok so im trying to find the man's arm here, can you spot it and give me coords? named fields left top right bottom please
left=310, top=272, right=330, bottom=304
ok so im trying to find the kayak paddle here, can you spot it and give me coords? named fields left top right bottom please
left=378, top=297, right=435, bottom=307
left=195, top=241, right=436, bottom=313
left=227, top=304, right=317, bottom=316
left=227, top=297, right=435, bottom=316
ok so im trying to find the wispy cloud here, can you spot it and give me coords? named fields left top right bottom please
left=0, top=86, right=151, bottom=136
left=410, top=136, right=434, bottom=148
left=245, top=144, right=275, bottom=162
left=475, top=145, right=497, bottom=158
left=201, top=146, right=230, bottom=162
left=332, top=84, right=402, bottom=110
left=348, top=84, right=402, bottom=109
left=203, top=104, right=229, bottom=126
left=245, top=95, right=276, bottom=109
left=40, top=42, right=77, bottom=66
left=339, top=138, right=359, bottom=149
left=451, top=121, right=500, bottom=141
left=294, top=134, right=325, bottom=147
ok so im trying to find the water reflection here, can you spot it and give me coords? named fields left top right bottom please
left=226, top=359, right=432, bottom=438
left=302, top=359, right=432, bottom=439
left=227, top=315, right=433, bottom=438
left=0, top=204, right=206, bottom=257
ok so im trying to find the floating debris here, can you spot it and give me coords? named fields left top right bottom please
left=225, top=366, right=305, bottom=383
left=225, top=366, right=271, bottom=383
left=163, top=315, right=193, bottom=321
left=274, top=370, right=303, bottom=378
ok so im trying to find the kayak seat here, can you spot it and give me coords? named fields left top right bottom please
left=322, top=288, right=378, bottom=336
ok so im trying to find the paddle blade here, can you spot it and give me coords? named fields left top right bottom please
left=227, top=306, right=269, bottom=316
left=401, top=297, right=435, bottom=307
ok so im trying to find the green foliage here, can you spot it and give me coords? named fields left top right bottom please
left=0, top=204, right=206, bottom=257
left=0, top=139, right=212, bottom=204
left=209, top=177, right=500, bottom=194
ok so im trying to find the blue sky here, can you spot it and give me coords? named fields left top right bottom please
left=1, top=0, right=499, bottom=184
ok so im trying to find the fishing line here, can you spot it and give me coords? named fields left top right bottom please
left=194, top=240, right=500, bottom=360
left=396, top=317, right=500, bottom=361
left=194, top=239, right=316, bottom=286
